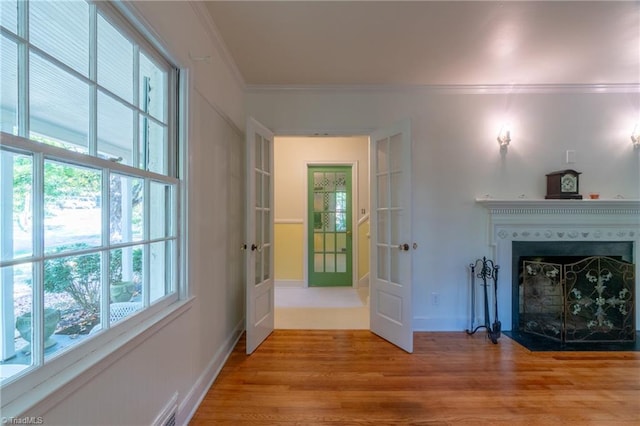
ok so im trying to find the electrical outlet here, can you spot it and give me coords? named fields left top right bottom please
left=431, top=292, right=440, bottom=306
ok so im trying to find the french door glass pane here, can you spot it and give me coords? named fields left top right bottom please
left=98, top=92, right=134, bottom=165
left=390, top=249, right=400, bottom=284
left=30, top=53, right=89, bottom=152
left=262, top=246, right=270, bottom=281
left=376, top=138, right=388, bottom=173
left=1, top=149, right=32, bottom=261
left=390, top=210, right=401, bottom=245
left=325, top=253, right=335, bottom=273
left=314, top=233, right=323, bottom=251
left=30, top=1, right=89, bottom=76
left=377, top=210, right=388, bottom=244
left=1, top=36, right=18, bottom=134
left=97, top=14, right=133, bottom=103
left=44, top=252, right=101, bottom=361
left=314, top=254, right=324, bottom=273
left=255, top=134, right=262, bottom=172
left=390, top=172, right=402, bottom=207
left=264, top=209, right=271, bottom=243
left=337, top=253, right=346, bottom=273
left=44, top=161, right=101, bottom=253
left=140, top=117, right=166, bottom=174
left=0, top=0, right=17, bottom=33
left=139, top=53, right=167, bottom=122
left=377, top=246, right=388, bottom=280
left=389, top=134, right=402, bottom=171
left=377, top=175, right=388, bottom=207
left=0, top=263, right=33, bottom=383
left=263, top=138, right=271, bottom=173
left=325, top=233, right=335, bottom=252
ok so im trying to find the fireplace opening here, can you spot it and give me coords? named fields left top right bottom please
left=512, top=241, right=636, bottom=343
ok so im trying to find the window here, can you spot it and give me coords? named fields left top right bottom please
left=0, top=0, right=180, bottom=390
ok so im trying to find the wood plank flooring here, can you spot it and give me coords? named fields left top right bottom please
left=190, top=331, right=640, bottom=425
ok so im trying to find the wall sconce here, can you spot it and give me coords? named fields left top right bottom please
left=632, top=123, right=640, bottom=149
left=497, top=124, right=511, bottom=151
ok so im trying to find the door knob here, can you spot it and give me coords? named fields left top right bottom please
left=398, top=243, right=409, bottom=251
left=251, top=244, right=262, bottom=252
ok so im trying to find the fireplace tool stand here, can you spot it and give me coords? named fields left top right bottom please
left=466, top=257, right=501, bottom=344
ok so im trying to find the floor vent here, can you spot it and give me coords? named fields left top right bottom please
left=163, top=412, right=176, bottom=426
left=154, top=393, right=178, bottom=426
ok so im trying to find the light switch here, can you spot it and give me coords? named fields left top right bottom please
left=565, top=150, right=576, bottom=164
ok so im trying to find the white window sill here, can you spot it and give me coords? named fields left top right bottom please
left=1, top=296, right=194, bottom=417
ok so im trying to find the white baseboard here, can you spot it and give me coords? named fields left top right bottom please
left=275, top=279, right=305, bottom=288
left=179, top=317, right=244, bottom=425
left=412, top=316, right=472, bottom=332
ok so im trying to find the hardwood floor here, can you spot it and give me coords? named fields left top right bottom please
left=190, top=330, right=640, bottom=425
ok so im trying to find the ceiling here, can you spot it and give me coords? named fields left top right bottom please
left=204, top=1, right=640, bottom=87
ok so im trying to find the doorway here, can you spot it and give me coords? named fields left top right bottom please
left=273, top=136, right=369, bottom=329
left=247, top=120, right=414, bottom=352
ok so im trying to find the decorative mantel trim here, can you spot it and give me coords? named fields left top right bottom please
left=477, top=198, right=640, bottom=243
left=476, top=198, right=640, bottom=216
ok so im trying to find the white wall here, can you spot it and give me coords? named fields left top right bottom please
left=29, top=2, right=247, bottom=425
left=247, top=88, right=640, bottom=331
left=275, top=136, right=369, bottom=221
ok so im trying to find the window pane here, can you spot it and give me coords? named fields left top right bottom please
left=150, top=181, right=171, bottom=239
left=98, top=14, right=133, bottom=103
left=1, top=36, right=18, bottom=135
left=30, top=0, right=89, bottom=76
left=0, top=263, right=33, bottom=384
left=150, top=241, right=171, bottom=303
left=1, top=149, right=33, bottom=261
left=110, top=174, right=143, bottom=244
left=98, top=91, right=134, bottom=165
left=140, top=117, right=167, bottom=174
left=44, top=161, right=101, bottom=253
left=44, top=252, right=101, bottom=362
left=0, top=0, right=17, bottom=33
left=109, top=246, right=142, bottom=324
left=30, top=53, right=89, bottom=153
left=140, top=53, right=167, bottom=122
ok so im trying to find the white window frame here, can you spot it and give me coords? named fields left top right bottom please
left=0, top=0, right=188, bottom=416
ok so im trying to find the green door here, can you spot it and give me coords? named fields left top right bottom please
left=308, top=166, right=353, bottom=286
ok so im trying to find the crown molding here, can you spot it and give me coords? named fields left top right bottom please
left=247, top=83, right=640, bottom=95
left=189, top=1, right=246, bottom=89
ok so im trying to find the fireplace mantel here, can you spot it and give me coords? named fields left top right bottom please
left=476, top=198, right=640, bottom=331
left=476, top=198, right=640, bottom=215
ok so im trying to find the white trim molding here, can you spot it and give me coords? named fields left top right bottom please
left=477, top=198, right=640, bottom=331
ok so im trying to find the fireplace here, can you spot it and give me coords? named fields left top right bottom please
left=514, top=241, right=635, bottom=342
left=477, top=199, right=640, bottom=340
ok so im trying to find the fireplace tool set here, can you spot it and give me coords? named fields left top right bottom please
left=466, top=257, right=501, bottom=344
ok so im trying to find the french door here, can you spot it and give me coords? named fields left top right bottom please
left=308, top=166, right=353, bottom=287
left=369, top=120, right=414, bottom=353
left=245, top=118, right=274, bottom=354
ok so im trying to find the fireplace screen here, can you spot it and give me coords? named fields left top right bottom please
left=521, top=256, right=635, bottom=343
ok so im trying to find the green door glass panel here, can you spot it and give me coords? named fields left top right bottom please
left=308, top=166, right=352, bottom=286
